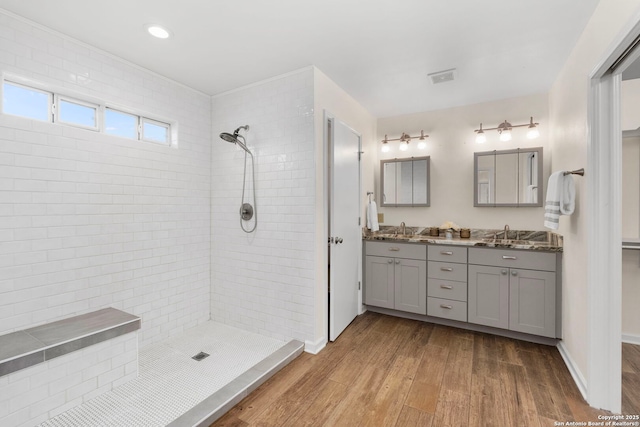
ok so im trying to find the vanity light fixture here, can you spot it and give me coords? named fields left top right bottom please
left=474, top=117, right=539, bottom=143
left=380, top=130, right=429, bottom=152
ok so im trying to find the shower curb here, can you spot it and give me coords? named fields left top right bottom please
left=166, top=339, right=305, bottom=427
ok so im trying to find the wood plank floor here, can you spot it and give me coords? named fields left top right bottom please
left=623, top=342, right=640, bottom=415
left=210, top=312, right=635, bottom=427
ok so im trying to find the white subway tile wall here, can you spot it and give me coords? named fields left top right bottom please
left=211, top=69, right=316, bottom=344
left=0, top=332, right=138, bottom=427
left=0, top=11, right=212, bottom=346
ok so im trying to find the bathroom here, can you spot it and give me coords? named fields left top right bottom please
left=0, top=0, right=639, bottom=426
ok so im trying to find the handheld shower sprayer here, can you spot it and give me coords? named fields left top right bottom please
left=218, top=125, right=256, bottom=233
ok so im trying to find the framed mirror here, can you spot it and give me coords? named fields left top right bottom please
left=474, top=147, right=543, bottom=207
left=381, top=156, right=430, bottom=207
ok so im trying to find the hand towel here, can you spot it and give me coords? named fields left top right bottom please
left=544, top=171, right=575, bottom=229
left=367, top=200, right=379, bottom=232
left=560, top=175, right=575, bottom=215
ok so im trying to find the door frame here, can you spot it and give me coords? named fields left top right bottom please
left=586, top=10, right=640, bottom=412
left=323, top=110, right=363, bottom=343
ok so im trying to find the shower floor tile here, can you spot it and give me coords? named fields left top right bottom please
left=38, top=322, right=288, bottom=427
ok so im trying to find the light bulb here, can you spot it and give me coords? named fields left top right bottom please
left=499, top=130, right=512, bottom=142
left=527, top=127, right=540, bottom=139
left=417, top=141, right=427, bottom=149
left=399, top=141, right=408, bottom=151
left=146, top=25, right=171, bottom=39
left=476, top=132, right=486, bottom=144
left=381, top=143, right=390, bottom=153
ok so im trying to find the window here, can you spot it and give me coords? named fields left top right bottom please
left=2, top=81, right=51, bottom=122
left=56, top=96, right=98, bottom=130
left=142, top=118, right=170, bottom=144
left=105, top=108, right=138, bottom=139
left=1, top=77, right=175, bottom=146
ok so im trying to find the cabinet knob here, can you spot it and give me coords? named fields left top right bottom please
left=501, top=269, right=508, bottom=275
left=395, top=260, right=400, bottom=264
left=388, top=259, right=393, bottom=264
left=511, top=270, right=518, bottom=276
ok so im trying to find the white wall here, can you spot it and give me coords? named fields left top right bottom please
left=0, top=11, right=212, bottom=347
left=210, top=68, right=317, bottom=345
left=376, top=93, right=550, bottom=229
left=548, top=0, right=640, bottom=395
left=313, top=67, right=377, bottom=348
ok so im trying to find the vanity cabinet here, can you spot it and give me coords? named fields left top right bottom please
left=468, top=248, right=557, bottom=338
left=364, top=242, right=427, bottom=315
left=427, top=246, right=468, bottom=322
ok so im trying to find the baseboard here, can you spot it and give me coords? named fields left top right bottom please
left=622, top=333, right=640, bottom=345
left=304, top=336, right=326, bottom=354
left=557, top=341, right=588, bottom=401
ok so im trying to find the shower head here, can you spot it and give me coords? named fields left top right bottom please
left=219, top=132, right=239, bottom=144
left=219, top=125, right=252, bottom=155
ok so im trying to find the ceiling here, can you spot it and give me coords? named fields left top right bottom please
left=0, top=0, right=600, bottom=118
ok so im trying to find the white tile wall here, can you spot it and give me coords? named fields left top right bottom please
left=0, top=11, right=212, bottom=347
left=210, top=69, right=317, bottom=343
left=0, top=332, right=138, bottom=427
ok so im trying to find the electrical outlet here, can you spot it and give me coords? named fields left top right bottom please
left=377, top=213, right=384, bottom=223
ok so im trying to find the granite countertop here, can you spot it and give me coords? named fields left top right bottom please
left=362, top=226, right=563, bottom=252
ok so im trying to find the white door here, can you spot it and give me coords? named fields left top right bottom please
left=329, top=117, right=361, bottom=341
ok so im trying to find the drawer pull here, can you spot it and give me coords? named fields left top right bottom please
left=440, top=285, right=453, bottom=290
left=440, top=251, right=453, bottom=255
left=440, top=267, right=453, bottom=272
left=440, top=304, right=453, bottom=309
left=389, top=247, right=400, bottom=251
left=502, top=255, right=517, bottom=260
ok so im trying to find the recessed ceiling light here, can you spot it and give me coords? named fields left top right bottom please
left=146, top=25, right=171, bottom=39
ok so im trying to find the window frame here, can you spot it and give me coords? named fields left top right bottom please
left=54, top=94, right=100, bottom=131
left=104, top=107, right=140, bottom=140
left=141, top=117, right=171, bottom=145
left=1, top=80, right=53, bottom=123
left=1, top=74, right=177, bottom=148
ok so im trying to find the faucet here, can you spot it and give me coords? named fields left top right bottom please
left=400, top=222, right=406, bottom=236
left=503, top=224, right=510, bottom=241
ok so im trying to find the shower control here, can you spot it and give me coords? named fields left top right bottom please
left=240, top=203, right=254, bottom=221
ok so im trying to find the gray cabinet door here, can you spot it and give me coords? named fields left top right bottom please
left=468, top=265, right=509, bottom=329
left=394, top=258, right=427, bottom=315
left=509, top=269, right=556, bottom=338
left=364, top=256, right=395, bottom=309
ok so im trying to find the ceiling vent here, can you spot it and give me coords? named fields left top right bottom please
left=428, top=68, right=456, bottom=84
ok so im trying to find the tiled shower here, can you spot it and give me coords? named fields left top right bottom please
left=0, top=10, right=312, bottom=426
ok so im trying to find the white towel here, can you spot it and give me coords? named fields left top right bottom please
left=367, top=200, right=379, bottom=232
left=544, top=172, right=575, bottom=230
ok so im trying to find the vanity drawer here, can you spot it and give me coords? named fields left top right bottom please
left=468, top=248, right=556, bottom=271
left=428, top=245, right=467, bottom=263
left=428, top=279, right=467, bottom=302
left=427, top=297, right=467, bottom=322
left=365, top=241, right=426, bottom=260
left=428, top=261, right=467, bottom=282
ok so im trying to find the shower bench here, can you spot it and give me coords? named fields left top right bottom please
left=0, top=307, right=140, bottom=377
